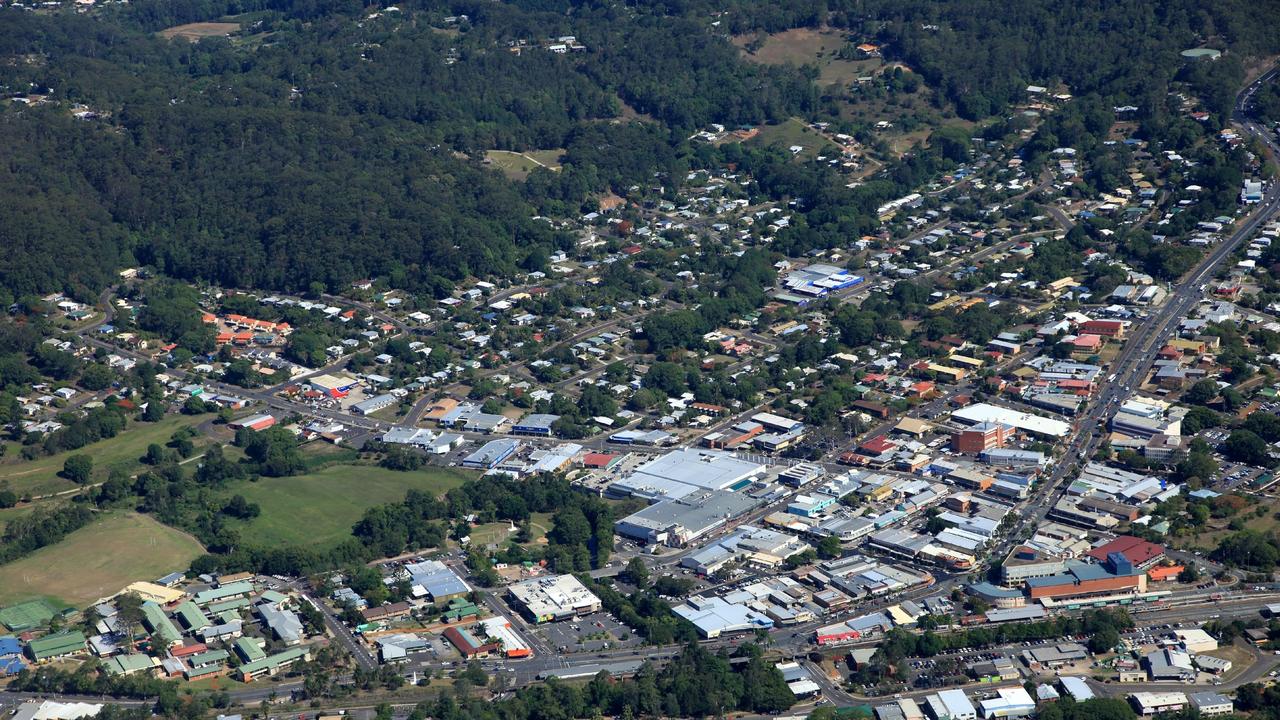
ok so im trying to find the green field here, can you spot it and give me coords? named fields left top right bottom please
left=734, top=28, right=880, bottom=87
left=484, top=149, right=564, bottom=180
left=229, top=464, right=473, bottom=548
left=0, top=415, right=206, bottom=499
left=468, top=511, right=553, bottom=548
left=0, top=512, right=205, bottom=608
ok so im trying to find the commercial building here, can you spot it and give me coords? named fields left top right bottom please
left=511, top=414, right=560, bottom=437
left=1059, top=676, right=1095, bottom=701
left=614, top=488, right=759, bottom=547
left=672, top=596, right=774, bottom=638
left=1129, top=692, right=1187, bottom=716
left=351, top=393, right=397, bottom=416
left=1175, top=628, right=1218, bottom=653
left=1086, top=537, right=1165, bottom=570
left=978, top=687, right=1035, bottom=719
left=443, top=626, right=498, bottom=658
left=1025, top=560, right=1146, bottom=602
left=462, top=439, right=521, bottom=469
left=405, top=560, right=471, bottom=602
left=608, top=448, right=765, bottom=501
left=1189, top=692, right=1233, bottom=717
left=508, top=575, right=601, bottom=623
left=950, top=403, right=1071, bottom=438
left=927, top=689, right=977, bottom=720
left=479, top=616, right=532, bottom=658
left=11, top=702, right=102, bottom=720
left=952, top=423, right=1014, bottom=454
left=680, top=525, right=811, bottom=575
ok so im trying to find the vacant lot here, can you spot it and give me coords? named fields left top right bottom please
left=229, top=465, right=473, bottom=548
left=159, top=22, right=240, bottom=41
left=734, top=29, right=879, bottom=87
left=484, top=150, right=564, bottom=180
left=468, top=512, right=553, bottom=548
left=0, top=512, right=205, bottom=608
left=0, top=415, right=205, bottom=500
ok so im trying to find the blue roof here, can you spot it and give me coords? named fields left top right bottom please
left=0, top=636, right=21, bottom=656
left=969, top=582, right=1024, bottom=599
left=0, top=657, right=25, bottom=675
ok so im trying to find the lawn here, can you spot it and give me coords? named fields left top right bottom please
left=468, top=512, right=553, bottom=548
left=0, top=415, right=206, bottom=500
left=0, top=512, right=205, bottom=608
left=484, top=150, right=564, bottom=180
left=158, top=22, right=240, bottom=41
left=229, top=464, right=474, bottom=548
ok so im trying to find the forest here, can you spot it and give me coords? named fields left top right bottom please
left=1, top=0, right=1277, bottom=301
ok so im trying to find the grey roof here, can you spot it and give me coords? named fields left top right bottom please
left=257, top=604, right=304, bottom=644
left=405, top=560, right=470, bottom=599
left=616, top=489, right=760, bottom=541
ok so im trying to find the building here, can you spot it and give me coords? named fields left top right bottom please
left=443, top=626, right=498, bottom=658
left=609, top=448, right=765, bottom=501
left=462, top=439, right=521, bottom=469
left=614, top=488, right=759, bottom=547
left=140, top=602, right=182, bottom=647
left=0, top=636, right=26, bottom=676
left=950, top=403, right=1071, bottom=438
left=122, top=581, right=185, bottom=605
left=1086, top=537, right=1165, bottom=570
left=511, top=414, right=560, bottom=437
left=672, top=596, right=774, bottom=639
left=238, top=647, right=311, bottom=681
left=26, top=632, right=86, bottom=662
left=11, top=702, right=102, bottom=720
left=952, top=423, right=1014, bottom=454
left=1174, top=628, right=1218, bottom=653
left=258, top=604, right=304, bottom=645
left=1144, top=648, right=1195, bottom=682
left=508, top=575, right=601, bottom=623
left=927, top=689, right=977, bottom=720
left=1024, top=560, right=1146, bottom=603
left=1189, top=692, right=1233, bottom=717
left=1058, top=676, right=1095, bottom=701
left=478, top=616, right=532, bottom=658
left=351, top=393, right=397, bottom=416
left=405, top=560, right=471, bottom=602
left=1129, top=692, right=1187, bottom=716
left=978, top=687, right=1035, bottom=719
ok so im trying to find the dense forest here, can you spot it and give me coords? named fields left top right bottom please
left=1, top=0, right=1278, bottom=300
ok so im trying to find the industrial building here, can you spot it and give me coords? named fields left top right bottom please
left=926, top=689, right=977, bottom=720
left=607, top=448, right=765, bottom=501
left=1129, top=692, right=1187, bottom=716
left=507, top=575, right=601, bottom=623
left=405, top=560, right=471, bottom=602
left=462, top=439, right=521, bottom=469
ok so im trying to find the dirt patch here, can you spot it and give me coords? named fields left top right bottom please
left=159, top=22, right=240, bottom=41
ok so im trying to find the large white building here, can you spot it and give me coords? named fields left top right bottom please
left=507, top=575, right=601, bottom=623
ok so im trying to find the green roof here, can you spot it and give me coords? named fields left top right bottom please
left=187, top=648, right=229, bottom=667
left=174, top=601, right=210, bottom=631
left=27, top=631, right=85, bottom=660
left=234, top=636, right=266, bottom=662
left=0, top=600, right=57, bottom=631
left=258, top=590, right=289, bottom=605
left=239, top=646, right=309, bottom=676
left=105, top=653, right=155, bottom=675
left=185, top=663, right=225, bottom=679
left=141, top=602, right=182, bottom=646
left=206, top=597, right=252, bottom=614
left=193, top=581, right=254, bottom=605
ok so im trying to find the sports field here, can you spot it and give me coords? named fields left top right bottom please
left=0, top=415, right=205, bottom=499
left=0, top=512, right=205, bottom=608
left=228, top=464, right=473, bottom=548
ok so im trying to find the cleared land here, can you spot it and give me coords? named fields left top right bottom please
left=0, top=415, right=205, bottom=500
left=159, top=22, right=240, bottom=41
left=0, top=512, right=205, bottom=608
left=733, top=29, right=879, bottom=87
left=484, top=150, right=564, bottom=180
left=229, top=465, right=473, bottom=548
left=468, top=511, right=553, bottom=548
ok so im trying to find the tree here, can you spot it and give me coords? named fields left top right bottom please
left=1184, top=379, right=1218, bottom=405
left=1087, top=625, right=1121, bottom=654
left=816, top=535, right=842, bottom=559
left=1177, top=564, right=1200, bottom=583
left=624, top=557, right=650, bottom=589
left=62, top=454, right=93, bottom=484
left=1223, top=430, right=1272, bottom=467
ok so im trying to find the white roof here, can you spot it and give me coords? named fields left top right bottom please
left=951, top=403, right=1071, bottom=437
left=13, top=702, right=103, bottom=720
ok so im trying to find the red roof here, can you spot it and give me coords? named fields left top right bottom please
left=582, top=453, right=618, bottom=468
left=1086, top=536, right=1164, bottom=566
left=858, top=435, right=897, bottom=454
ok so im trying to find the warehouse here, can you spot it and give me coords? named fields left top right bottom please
left=462, top=439, right=521, bottom=469
left=229, top=414, right=276, bottom=431
left=1129, top=692, right=1186, bottom=716
left=351, top=393, right=397, bottom=415
left=508, top=575, right=601, bottom=623
left=405, top=560, right=471, bottom=602
left=927, top=689, right=977, bottom=720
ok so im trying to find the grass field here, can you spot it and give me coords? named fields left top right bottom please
left=747, top=118, right=832, bottom=159
left=0, top=415, right=206, bottom=500
left=229, top=465, right=473, bottom=548
left=0, top=512, right=205, bottom=608
left=159, top=22, right=240, bottom=41
left=484, top=150, right=564, bottom=180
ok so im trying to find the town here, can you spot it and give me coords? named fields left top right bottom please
left=5, top=2, right=1280, bottom=720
